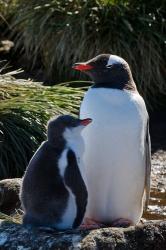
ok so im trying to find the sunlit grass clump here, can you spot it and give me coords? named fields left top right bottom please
left=0, top=74, right=85, bottom=179
left=10, top=0, right=165, bottom=107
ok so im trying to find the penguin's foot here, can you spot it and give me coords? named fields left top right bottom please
left=111, top=218, right=133, bottom=228
left=80, top=217, right=105, bottom=230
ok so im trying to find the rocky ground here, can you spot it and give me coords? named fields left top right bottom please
left=144, top=149, right=166, bottom=220
left=143, top=112, right=166, bottom=221
left=0, top=220, right=165, bottom=250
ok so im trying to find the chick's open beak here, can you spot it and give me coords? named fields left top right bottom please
left=80, top=118, right=92, bottom=126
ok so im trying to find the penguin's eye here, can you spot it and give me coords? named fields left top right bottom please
left=106, top=64, right=112, bottom=69
left=101, top=59, right=107, bottom=63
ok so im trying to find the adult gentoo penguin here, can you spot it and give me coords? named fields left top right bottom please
left=20, top=115, right=92, bottom=229
left=73, top=54, right=151, bottom=227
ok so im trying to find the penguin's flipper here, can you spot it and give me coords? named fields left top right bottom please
left=64, top=149, right=88, bottom=228
left=145, top=118, right=151, bottom=210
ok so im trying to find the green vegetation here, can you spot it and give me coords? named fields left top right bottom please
left=0, top=0, right=165, bottom=107
left=8, top=0, right=165, bottom=107
left=0, top=74, right=86, bottom=180
left=0, top=0, right=18, bottom=30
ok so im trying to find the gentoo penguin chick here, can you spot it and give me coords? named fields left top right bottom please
left=73, top=54, right=151, bottom=228
left=20, top=115, right=92, bottom=230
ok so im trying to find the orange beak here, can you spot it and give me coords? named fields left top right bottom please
left=72, top=63, right=93, bottom=71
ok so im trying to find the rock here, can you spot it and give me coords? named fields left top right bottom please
left=0, top=220, right=165, bottom=249
left=0, top=178, right=21, bottom=214
left=0, top=178, right=165, bottom=249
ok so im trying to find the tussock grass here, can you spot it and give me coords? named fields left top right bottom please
left=0, top=211, right=20, bottom=223
left=0, top=74, right=85, bottom=180
left=10, top=0, right=165, bottom=108
left=0, top=0, right=18, bottom=29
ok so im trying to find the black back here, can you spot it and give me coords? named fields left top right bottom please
left=21, top=141, right=69, bottom=227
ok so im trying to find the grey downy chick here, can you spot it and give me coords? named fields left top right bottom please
left=20, top=115, right=92, bottom=230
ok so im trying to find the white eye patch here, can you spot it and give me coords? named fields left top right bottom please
left=106, top=55, right=126, bottom=67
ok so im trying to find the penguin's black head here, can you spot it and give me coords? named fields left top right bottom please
left=47, top=115, right=92, bottom=143
left=73, top=54, right=135, bottom=90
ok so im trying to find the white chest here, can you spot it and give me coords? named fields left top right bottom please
left=56, top=132, right=86, bottom=229
left=80, top=88, right=148, bottom=147
left=80, top=88, right=148, bottom=223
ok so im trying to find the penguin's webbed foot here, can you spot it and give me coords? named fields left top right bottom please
left=79, top=217, right=106, bottom=230
left=111, top=218, right=133, bottom=228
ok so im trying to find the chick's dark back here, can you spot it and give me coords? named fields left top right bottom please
left=21, top=141, right=68, bottom=214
